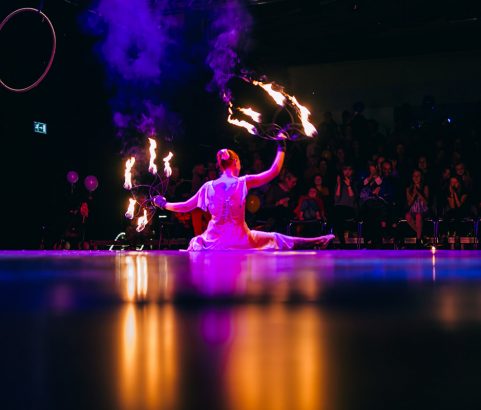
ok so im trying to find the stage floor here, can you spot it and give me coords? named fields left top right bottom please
left=1, top=250, right=481, bottom=409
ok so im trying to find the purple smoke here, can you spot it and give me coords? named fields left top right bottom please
left=206, top=0, right=252, bottom=95
left=87, top=0, right=174, bottom=81
left=81, top=0, right=252, bottom=152
left=81, top=0, right=182, bottom=153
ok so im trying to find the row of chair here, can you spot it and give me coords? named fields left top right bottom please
left=287, top=217, right=481, bottom=249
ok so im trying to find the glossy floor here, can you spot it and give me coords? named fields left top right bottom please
left=1, top=250, right=481, bottom=409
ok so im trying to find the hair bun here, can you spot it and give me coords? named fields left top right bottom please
left=220, top=149, right=230, bottom=160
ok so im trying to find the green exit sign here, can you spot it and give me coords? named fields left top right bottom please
left=33, top=121, right=47, bottom=134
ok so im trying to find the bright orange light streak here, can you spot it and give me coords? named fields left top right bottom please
left=148, top=138, right=158, bottom=174
left=163, top=152, right=174, bottom=177
left=252, top=81, right=286, bottom=106
left=227, top=103, right=257, bottom=135
left=288, top=96, right=317, bottom=137
left=125, top=198, right=136, bottom=220
left=136, top=209, right=148, bottom=232
left=123, top=157, right=135, bottom=190
left=238, top=107, right=261, bottom=123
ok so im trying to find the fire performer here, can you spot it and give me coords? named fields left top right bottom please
left=153, top=140, right=334, bottom=250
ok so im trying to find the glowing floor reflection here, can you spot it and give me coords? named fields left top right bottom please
left=1, top=250, right=481, bottom=409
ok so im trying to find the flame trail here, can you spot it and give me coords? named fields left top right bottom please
left=125, top=198, right=136, bottom=220
left=287, top=96, right=317, bottom=137
left=163, top=152, right=174, bottom=177
left=227, top=102, right=257, bottom=135
left=136, top=209, right=148, bottom=232
left=124, top=157, right=136, bottom=190
left=252, top=81, right=286, bottom=106
left=148, top=138, right=157, bottom=174
left=238, top=107, right=261, bottom=123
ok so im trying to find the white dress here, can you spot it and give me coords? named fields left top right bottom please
left=187, top=176, right=296, bottom=251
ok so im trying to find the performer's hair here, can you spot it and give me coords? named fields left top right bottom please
left=216, top=149, right=239, bottom=171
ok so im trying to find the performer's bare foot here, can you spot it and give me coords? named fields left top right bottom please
left=317, top=234, right=335, bottom=248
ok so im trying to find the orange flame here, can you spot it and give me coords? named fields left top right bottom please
left=124, top=157, right=136, bottom=190
left=136, top=209, right=148, bottom=232
left=238, top=107, right=261, bottom=123
left=288, top=96, right=317, bottom=137
left=163, top=152, right=174, bottom=177
left=252, top=81, right=286, bottom=106
left=148, top=138, right=157, bottom=174
left=227, top=102, right=257, bottom=135
left=125, top=198, right=136, bottom=220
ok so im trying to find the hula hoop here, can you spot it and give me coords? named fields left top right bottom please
left=0, top=8, right=56, bottom=93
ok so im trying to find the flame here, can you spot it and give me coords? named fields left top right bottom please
left=252, top=81, right=286, bottom=106
left=148, top=138, right=158, bottom=174
left=136, top=209, right=148, bottom=232
left=123, top=157, right=136, bottom=190
left=238, top=107, right=261, bottom=123
left=125, top=198, right=136, bottom=220
left=288, top=96, right=317, bottom=137
left=227, top=102, right=257, bottom=135
left=163, top=152, right=174, bottom=178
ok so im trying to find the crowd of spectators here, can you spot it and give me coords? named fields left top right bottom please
left=163, top=98, right=481, bottom=248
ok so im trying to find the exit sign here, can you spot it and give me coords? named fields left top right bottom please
left=33, top=121, right=47, bottom=134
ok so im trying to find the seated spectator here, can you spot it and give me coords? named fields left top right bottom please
left=263, top=171, right=298, bottom=233
left=295, top=187, right=326, bottom=221
left=445, top=176, right=469, bottom=220
left=405, top=169, right=430, bottom=246
left=360, top=162, right=385, bottom=246
left=333, top=165, right=357, bottom=245
left=454, top=162, right=473, bottom=193
left=313, top=174, right=330, bottom=201
left=442, top=176, right=471, bottom=237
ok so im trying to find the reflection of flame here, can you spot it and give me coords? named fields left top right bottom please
left=136, top=256, right=148, bottom=299
left=227, top=102, right=257, bottom=135
left=163, top=152, right=174, bottom=178
left=136, top=209, right=148, bottom=232
left=287, top=96, right=317, bottom=137
left=116, top=254, right=173, bottom=303
left=148, top=138, right=157, bottom=174
left=252, top=80, right=286, bottom=106
left=125, top=198, right=136, bottom=220
left=226, top=306, right=327, bottom=410
left=238, top=107, right=261, bottom=123
left=123, top=157, right=135, bottom=190
left=118, top=304, right=178, bottom=410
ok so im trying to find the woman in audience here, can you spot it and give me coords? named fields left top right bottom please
left=405, top=169, right=430, bottom=246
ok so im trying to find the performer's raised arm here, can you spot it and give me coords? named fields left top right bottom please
left=153, top=190, right=200, bottom=213
left=245, top=140, right=286, bottom=190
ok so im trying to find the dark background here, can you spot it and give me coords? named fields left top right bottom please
left=1, top=0, right=481, bottom=248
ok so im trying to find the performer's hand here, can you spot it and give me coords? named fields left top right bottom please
left=153, top=195, right=167, bottom=208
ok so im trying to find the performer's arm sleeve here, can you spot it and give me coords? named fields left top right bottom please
left=246, top=150, right=285, bottom=189
left=165, top=188, right=203, bottom=213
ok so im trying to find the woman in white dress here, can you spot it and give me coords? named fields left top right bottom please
left=154, top=141, right=335, bottom=250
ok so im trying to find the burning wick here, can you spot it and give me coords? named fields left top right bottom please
left=123, top=157, right=135, bottom=190
left=287, top=96, right=317, bottom=137
left=163, top=152, right=174, bottom=177
left=125, top=198, right=136, bottom=220
left=252, top=81, right=286, bottom=106
left=136, top=209, right=148, bottom=232
left=227, top=102, right=257, bottom=135
left=238, top=107, right=261, bottom=123
left=148, top=138, right=157, bottom=174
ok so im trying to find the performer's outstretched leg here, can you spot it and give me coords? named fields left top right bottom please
left=275, top=233, right=335, bottom=249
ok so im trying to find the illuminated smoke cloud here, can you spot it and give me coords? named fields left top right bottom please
left=206, top=0, right=252, bottom=95
left=80, top=0, right=181, bottom=151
